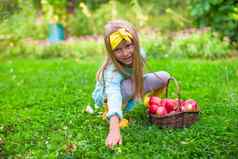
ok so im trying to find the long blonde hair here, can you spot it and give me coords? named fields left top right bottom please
left=96, top=20, right=144, bottom=100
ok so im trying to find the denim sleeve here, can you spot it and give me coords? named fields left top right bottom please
left=92, top=81, right=104, bottom=107
left=104, top=66, right=124, bottom=120
left=140, top=48, right=147, bottom=62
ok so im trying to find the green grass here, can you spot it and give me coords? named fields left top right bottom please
left=0, top=58, right=238, bottom=158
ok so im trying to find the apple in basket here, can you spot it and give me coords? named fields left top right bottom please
left=150, top=96, right=161, bottom=106
left=156, top=106, right=168, bottom=117
left=144, top=96, right=161, bottom=107
left=161, top=99, right=177, bottom=113
left=181, top=99, right=198, bottom=112
left=148, top=104, right=159, bottom=114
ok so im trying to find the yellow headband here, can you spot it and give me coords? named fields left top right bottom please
left=109, top=28, right=133, bottom=50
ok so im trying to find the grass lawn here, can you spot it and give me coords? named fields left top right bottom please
left=0, top=58, right=238, bottom=158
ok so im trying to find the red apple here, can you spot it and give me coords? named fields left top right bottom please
left=149, top=96, right=161, bottom=106
left=180, top=105, right=186, bottom=112
left=182, top=99, right=198, bottom=112
left=144, top=96, right=161, bottom=107
left=183, top=104, right=195, bottom=112
left=156, top=106, right=168, bottom=117
left=158, top=99, right=177, bottom=113
left=159, top=99, right=166, bottom=107
left=165, top=99, right=177, bottom=113
left=148, top=104, right=158, bottom=114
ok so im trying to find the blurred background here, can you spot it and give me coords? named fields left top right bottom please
left=0, top=0, right=237, bottom=60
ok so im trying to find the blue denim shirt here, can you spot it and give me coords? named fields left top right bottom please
left=92, top=49, right=146, bottom=119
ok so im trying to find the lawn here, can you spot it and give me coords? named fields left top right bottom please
left=0, top=58, right=238, bottom=158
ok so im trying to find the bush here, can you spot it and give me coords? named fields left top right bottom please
left=0, top=13, right=48, bottom=58
left=188, top=0, right=238, bottom=42
left=67, top=0, right=192, bottom=35
left=2, top=40, right=104, bottom=60
left=141, top=34, right=169, bottom=58
left=0, top=0, right=19, bottom=21
left=0, top=6, right=48, bottom=40
left=168, top=31, right=231, bottom=59
left=93, top=2, right=117, bottom=34
left=1, top=31, right=232, bottom=60
left=67, top=9, right=94, bottom=36
left=67, top=1, right=115, bottom=36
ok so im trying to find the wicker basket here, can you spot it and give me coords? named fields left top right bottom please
left=148, top=77, right=200, bottom=128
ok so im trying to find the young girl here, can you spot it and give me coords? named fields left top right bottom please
left=92, top=20, right=171, bottom=149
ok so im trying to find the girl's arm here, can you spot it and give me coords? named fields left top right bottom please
left=103, top=65, right=124, bottom=148
left=105, top=115, right=122, bottom=149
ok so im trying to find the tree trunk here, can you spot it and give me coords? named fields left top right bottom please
left=67, top=0, right=77, bottom=14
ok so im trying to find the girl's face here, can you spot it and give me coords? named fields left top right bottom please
left=112, top=40, right=135, bottom=66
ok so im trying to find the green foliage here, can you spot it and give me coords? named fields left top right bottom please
left=140, top=0, right=188, bottom=17
left=0, top=11, right=47, bottom=57
left=86, top=1, right=114, bottom=34
left=0, top=58, right=237, bottom=158
left=0, top=0, right=235, bottom=60
left=141, top=34, right=169, bottom=59
left=0, top=0, right=193, bottom=39
left=188, top=0, right=238, bottom=42
left=139, top=0, right=191, bottom=32
left=66, top=1, right=142, bottom=35
left=81, top=0, right=108, bottom=10
left=67, top=9, right=94, bottom=36
left=66, top=1, right=116, bottom=35
left=0, top=0, right=48, bottom=41
left=147, top=13, right=188, bottom=33
left=41, top=0, right=68, bottom=23
left=0, top=0, right=19, bottom=20
left=168, top=31, right=231, bottom=59
left=0, top=14, right=48, bottom=40
left=66, top=0, right=192, bottom=36
left=129, top=0, right=148, bottom=27
left=1, top=40, right=104, bottom=60
left=1, top=31, right=233, bottom=60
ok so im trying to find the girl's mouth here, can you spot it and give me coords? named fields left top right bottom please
left=122, top=56, right=132, bottom=61
left=123, top=56, right=132, bottom=62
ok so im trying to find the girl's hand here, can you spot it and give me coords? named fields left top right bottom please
left=106, top=128, right=122, bottom=149
left=106, top=115, right=122, bottom=149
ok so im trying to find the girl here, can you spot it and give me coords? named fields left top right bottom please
left=92, top=20, right=171, bottom=149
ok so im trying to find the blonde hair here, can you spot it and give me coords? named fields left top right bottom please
left=96, top=20, right=144, bottom=100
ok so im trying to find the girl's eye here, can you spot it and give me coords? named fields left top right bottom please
left=114, top=49, right=122, bottom=54
left=126, top=44, right=131, bottom=48
left=126, top=44, right=134, bottom=49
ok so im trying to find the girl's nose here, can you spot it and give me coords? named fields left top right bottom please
left=121, top=48, right=130, bottom=57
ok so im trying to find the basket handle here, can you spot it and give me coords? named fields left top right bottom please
left=165, top=77, right=182, bottom=109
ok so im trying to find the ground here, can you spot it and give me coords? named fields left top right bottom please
left=0, top=58, right=238, bottom=158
